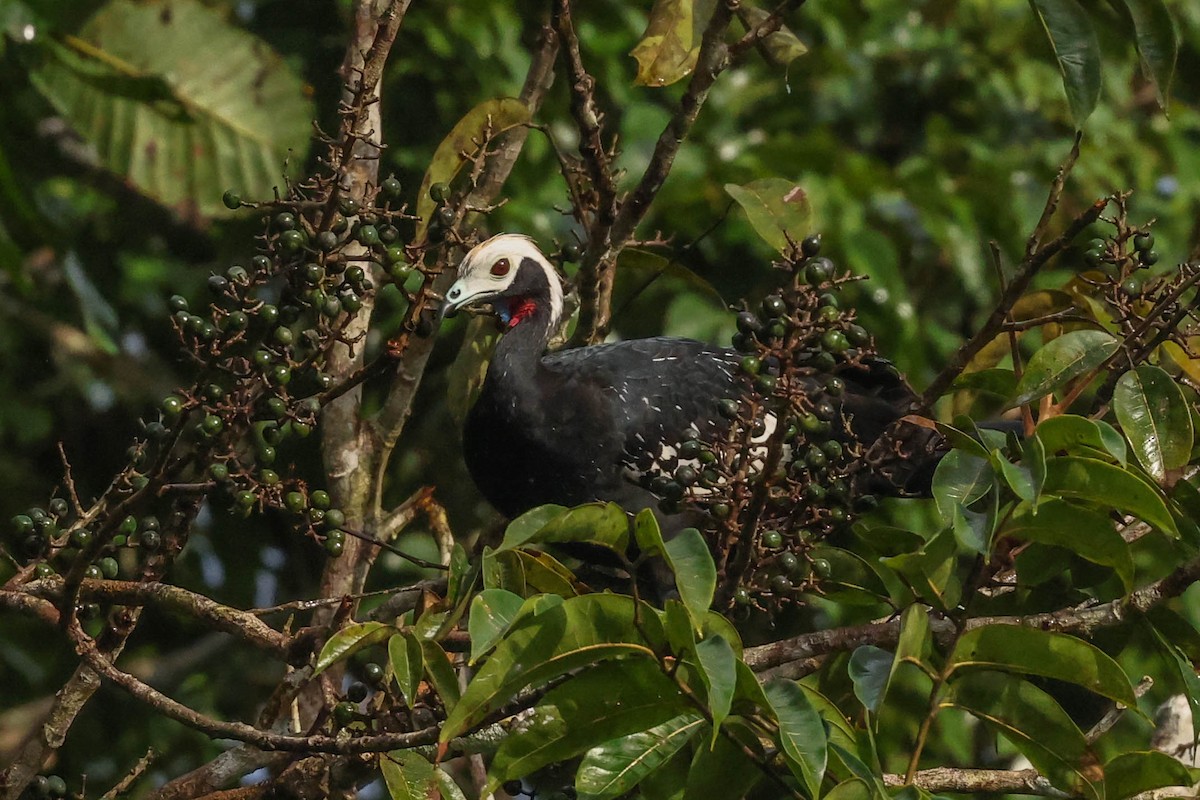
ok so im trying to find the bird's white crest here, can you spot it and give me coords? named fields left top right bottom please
left=444, top=234, right=564, bottom=325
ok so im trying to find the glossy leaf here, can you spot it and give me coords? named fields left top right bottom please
left=381, top=749, right=436, bottom=800
left=388, top=632, right=424, bottom=708
left=482, top=547, right=525, bottom=594
left=992, top=449, right=1035, bottom=502
left=313, top=621, right=394, bottom=675
left=1029, top=0, right=1103, bottom=127
left=435, top=769, right=467, bottom=800
left=1120, top=0, right=1179, bottom=107
left=823, top=779, right=874, bottom=800
left=420, top=640, right=461, bottom=711
left=950, top=625, right=1137, bottom=707
left=1104, top=750, right=1195, bottom=800
left=28, top=0, right=312, bottom=217
left=441, top=594, right=661, bottom=741
left=415, top=97, right=530, bottom=236
left=634, top=508, right=666, bottom=556
left=848, top=645, right=893, bottom=714
left=488, top=659, right=689, bottom=792
left=725, top=178, right=811, bottom=253
left=1113, top=365, right=1193, bottom=482
left=515, top=550, right=581, bottom=597
left=1035, top=414, right=1127, bottom=464
left=695, top=634, right=736, bottom=735
left=630, top=0, right=718, bottom=87
left=664, top=527, right=716, bottom=630
left=1003, top=499, right=1134, bottom=591
left=467, top=588, right=525, bottom=664
left=576, top=712, right=704, bottom=800
left=946, top=671, right=1091, bottom=788
left=764, top=680, right=826, bottom=797
left=500, top=504, right=568, bottom=550
left=1041, top=456, right=1178, bottom=536
left=500, top=501, right=630, bottom=554
left=1011, top=329, right=1117, bottom=407
left=932, top=450, right=994, bottom=521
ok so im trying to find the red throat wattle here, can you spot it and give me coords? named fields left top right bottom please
left=506, top=297, right=538, bottom=328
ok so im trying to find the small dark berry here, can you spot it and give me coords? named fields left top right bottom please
left=222, top=190, right=242, bottom=210
left=381, top=177, right=403, bottom=198
left=168, top=294, right=189, bottom=313
left=801, top=233, right=822, bottom=257
left=140, top=530, right=162, bottom=550
left=277, top=229, right=306, bottom=252
left=1134, top=232, right=1154, bottom=252
left=429, top=182, right=450, bottom=203
left=761, top=295, right=787, bottom=318
left=806, top=257, right=835, bottom=284
left=273, top=212, right=297, bottom=231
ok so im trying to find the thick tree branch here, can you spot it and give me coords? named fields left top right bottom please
left=883, top=768, right=1071, bottom=798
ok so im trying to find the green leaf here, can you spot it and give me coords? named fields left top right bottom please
left=28, top=0, right=312, bottom=217
left=435, top=768, right=467, bottom=800
left=500, top=502, right=630, bottom=554
left=614, top=249, right=727, bottom=314
left=1119, top=0, right=1179, bottom=108
left=823, top=779, right=874, bottom=800
left=951, top=367, right=1018, bottom=397
left=420, top=640, right=461, bottom=712
left=634, top=508, right=666, bottom=556
left=879, top=528, right=960, bottom=612
left=932, top=451, right=995, bottom=521
left=388, top=632, right=424, bottom=708
left=682, top=720, right=762, bottom=800
left=848, top=646, right=894, bottom=714
left=725, top=178, right=811, bottom=253
left=482, top=547, right=525, bottom=594
left=663, top=528, right=716, bottom=630
left=1041, top=456, right=1178, bottom=536
left=468, top=589, right=525, bottom=664
left=415, top=97, right=530, bottom=236
left=1011, top=329, right=1118, bottom=407
left=445, top=543, right=475, bottom=608
left=576, top=712, right=705, bottom=800
left=1104, top=750, right=1195, bottom=800
left=630, top=0, right=719, bottom=87
left=516, top=550, right=581, bottom=597
left=381, top=749, right=436, bottom=800
left=734, top=5, right=808, bottom=66
left=949, top=625, right=1137, bottom=707
left=488, top=660, right=689, bottom=792
left=1003, top=499, right=1134, bottom=591
left=1028, top=0, right=1104, bottom=127
left=895, top=605, right=931, bottom=671
left=1034, top=414, right=1127, bottom=464
left=946, top=671, right=1091, bottom=789
left=313, top=621, right=393, bottom=675
left=500, top=504, right=569, bottom=551
left=992, top=449, right=1035, bottom=502
left=695, top=635, right=737, bottom=736
left=441, top=594, right=661, bottom=742
left=764, top=680, right=827, bottom=798
left=1113, top=366, right=1194, bottom=483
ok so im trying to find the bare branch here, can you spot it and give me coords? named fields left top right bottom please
left=884, top=767, right=1072, bottom=798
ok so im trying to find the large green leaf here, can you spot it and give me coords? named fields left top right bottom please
left=734, top=5, right=808, bottom=67
left=499, top=502, right=630, bottom=554
left=630, top=0, right=719, bottom=87
left=576, top=712, right=705, bottom=800
left=1041, top=456, right=1178, bottom=536
left=381, top=749, right=437, bottom=800
left=388, top=632, right=424, bottom=709
left=932, top=450, right=995, bottom=522
left=441, top=594, right=661, bottom=741
left=694, top=634, right=736, bottom=736
left=415, top=97, right=530, bottom=236
left=313, top=621, right=394, bottom=675
left=1104, top=751, right=1195, bottom=800
left=949, top=625, right=1137, bottom=707
left=1011, top=329, right=1117, bottom=407
left=1113, top=366, right=1193, bottom=483
left=1002, top=499, right=1134, bottom=591
left=663, top=527, right=716, bottom=631
left=725, top=178, right=811, bottom=253
left=467, top=588, right=525, bottom=664
left=764, top=680, right=826, bottom=798
left=27, top=0, right=312, bottom=218
left=848, top=645, right=893, bottom=714
left=945, top=671, right=1092, bottom=792
left=1028, top=0, right=1103, bottom=128
left=1034, top=414, right=1127, bottom=464
left=1119, top=0, right=1179, bottom=108
left=488, top=659, right=689, bottom=792
left=420, top=640, right=461, bottom=712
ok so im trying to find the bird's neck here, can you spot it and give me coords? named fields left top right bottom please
left=489, top=296, right=556, bottom=387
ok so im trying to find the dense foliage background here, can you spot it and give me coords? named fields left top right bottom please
left=1, top=0, right=1200, bottom=798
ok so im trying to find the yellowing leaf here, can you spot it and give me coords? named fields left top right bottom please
left=630, top=0, right=718, bottom=87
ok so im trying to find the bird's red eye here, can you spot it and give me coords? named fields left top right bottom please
left=490, top=258, right=510, bottom=277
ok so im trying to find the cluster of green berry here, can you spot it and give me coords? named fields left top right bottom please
left=17, top=774, right=69, bottom=800
left=680, top=234, right=877, bottom=611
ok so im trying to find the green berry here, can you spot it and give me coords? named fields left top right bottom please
left=11, top=514, right=33, bottom=535
left=273, top=212, right=297, bottom=231
left=429, top=182, right=450, bottom=203
left=162, top=395, right=185, bottom=417
left=277, top=229, right=305, bottom=252
left=209, top=463, right=230, bottom=482
left=806, top=257, right=835, bottom=284
left=208, top=275, right=230, bottom=295
left=269, top=365, right=292, bottom=386
left=226, top=265, right=249, bottom=284
left=338, top=197, right=360, bottom=216
left=139, top=530, right=161, bottom=550
left=168, top=294, right=189, bottom=313
left=822, top=330, right=850, bottom=354
left=740, top=355, right=761, bottom=375
left=381, top=177, right=403, bottom=198
left=201, top=414, right=223, bottom=435
left=846, top=324, right=870, bottom=346
left=222, top=190, right=242, bottom=210
left=223, top=311, right=249, bottom=331
left=285, top=492, right=307, bottom=513
left=35, top=563, right=55, bottom=579
left=355, top=224, right=380, bottom=246
left=291, top=421, right=313, bottom=438
left=70, top=528, right=92, bottom=548
left=717, top=398, right=739, bottom=419
left=45, top=776, right=67, bottom=798
left=324, top=508, right=346, bottom=529
left=761, top=295, right=787, bottom=318
left=812, top=558, right=832, bottom=578
left=316, top=231, right=339, bottom=252
left=770, top=574, right=792, bottom=592
left=252, top=255, right=271, bottom=271
left=272, top=326, right=294, bottom=346
left=325, top=537, right=345, bottom=557
left=258, top=444, right=277, bottom=464
left=310, top=490, right=331, bottom=510
left=333, top=700, right=357, bottom=726
left=259, top=469, right=280, bottom=485
left=119, top=516, right=138, bottom=536
left=235, top=490, right=257, bottom=509
left=363, top=661, right=385, bottom=683
left=1141, top=249, right=1160, bottom=266
left=734, top=587, right=751, bottom=605
left=385, top=245, right=407, bottom=264
left=1134, top=232, right=1154, bottom=252
left=84, top=564, right=103, bottom=580
left=762, top=530, right=783, bottom=548
left=801, top=234, right=822, bottom=257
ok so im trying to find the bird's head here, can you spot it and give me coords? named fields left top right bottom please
left=441, top=234, right=564, bottom=329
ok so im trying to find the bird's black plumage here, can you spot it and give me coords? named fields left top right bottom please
left=444, top=235, right=933, bottom=524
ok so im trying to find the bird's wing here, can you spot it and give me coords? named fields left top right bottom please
left=541, top=338, right=741, bottom=478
